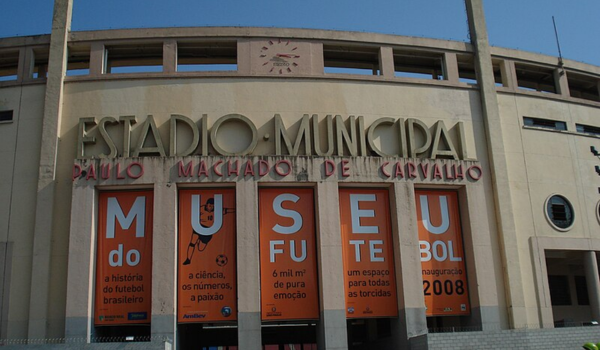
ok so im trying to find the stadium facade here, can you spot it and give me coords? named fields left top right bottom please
left=1, top=0, right=600, bottom=348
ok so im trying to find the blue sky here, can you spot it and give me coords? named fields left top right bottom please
left=1, top=0, right=599, bottom=66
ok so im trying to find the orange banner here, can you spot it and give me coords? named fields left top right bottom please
left=95, top=191, right=153, bottom=325
left=339, top=188, right=398, bottom=318
left=178, top=189, right=237, bottom=323
left=416, top=190, right=470, bottom=316
left=259, top=188, right=319, bottom=321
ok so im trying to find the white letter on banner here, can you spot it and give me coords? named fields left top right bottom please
left=419, top=195, right=449, bottom=234
left=106, top=196, right=146, bottom=238
left=349, top=240, right=365, bottom=262
left=350, top=194, right=379, bottom=234
left=191, top=194, right=223, bottom=236
left=270, top=240, right=284, bottom=262
left=369, top=240, right=384, bottom=262
left=290, top=240, right=307, bottom=262
left=272, top=193, right=303, bottom=234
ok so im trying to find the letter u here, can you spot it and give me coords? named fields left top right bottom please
left=419, top=195, right=449, bottom=234
left=191, top=194, right=224, bottom=235
left=290, top=240, right=307, bottom=262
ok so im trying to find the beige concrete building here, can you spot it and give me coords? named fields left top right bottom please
left=1, top=0, right=600, bottom=349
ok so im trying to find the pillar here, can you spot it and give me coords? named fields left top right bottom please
left=379, top=47, right=395, bottom=78
left=390, top=182, right=427, bottom=348
left=236, top=181, right=261, bottom=349
left=584, top=251, right=600, bottom=322
left=443, top=52, right=460, bottom=83
left=554, top=68, right=570, bottom=97
left=64, top=186, right=95, bottom=342
left=465, top=0, right=527, bottom=328
left=89, top=42, right=105, bottom=76
left=316, top=181, right=348, bottom=350
left=28, top=0, right=73, bottom=339
left=163, top=40, right=177, bottom=73
left=499, top=59, right=518, bottom=91
left=151, top=182, right=177, bottom=343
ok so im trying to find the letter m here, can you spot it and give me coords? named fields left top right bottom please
left=274, top=114, right=311, bottom=156
left=106, top=196, right=146, bottom=238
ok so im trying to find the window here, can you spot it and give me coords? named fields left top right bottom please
left=575, top=276, right=590, bottom=306
left=523, top=117, right=567, bottom=131
left=67, top=44, right=90, bottom=76
left=545, top=195, right=574, bottom=230
left=323, top=44, right=380, bottom=76
left=457, top=54, right=477, bottom=85
left=567, top=71, right=600, bottom=102
left=177, top=41, right=237, bottom=72
left=393, top=49, right=442, bottom=80
left=105, top=43, right=163, bottom=74
left=491, top=59, right=505, bottom=87
left=548, top=275, right=571, bottom=306
left=576, top=124, right=600, bottom=136
left=515, top=63, right=557, bottom=94
left=32, top=48, right=49, bottom=79
left=0, top=110, right=13, bottom=123
left=0, top=50, right=19, bottom=82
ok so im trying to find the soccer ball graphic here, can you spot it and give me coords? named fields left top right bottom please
left=216, top=254, right=228, bottom=267
left=221, top=306, right=232, bottom=317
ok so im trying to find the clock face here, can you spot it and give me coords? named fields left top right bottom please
left=259, top=39, right=301, bottom=74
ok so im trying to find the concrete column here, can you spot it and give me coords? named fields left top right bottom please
left=465, top=0, right=527, bottom=328
left=390, top=182, right=427, bottom=348
left=443, top=52, right=460, bottom=83
left=310, top=42, right=325, bottom=76
left=89, top=42, right=105, bottom=76
left=28, top=0, right=73, bottom=339
left=17, top=48, right=35, bottom=82
left=236, top=41, right=251, bottom=75
left=64, top=186, right=95, bottom=342
left=236, top=181, right=261, bottom=349
left=461, top=185, right=501, bottom=330
left=315, top=181, right=348, bottom=350
left=554, top=68, right=570, bottom=97
left=151, top=183, right=177, bottom=343
left=379, top=47, right=395, bottom=78
left=499, top=59, right=518, bottom=91
left=583, top=251, right=600, bottom=322
left=163, top=40, right=177, bottom=74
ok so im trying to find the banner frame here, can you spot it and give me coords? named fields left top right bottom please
left=416, top=188, right=471, bottom=317
left=94, top=189, right=154, bottom=326
left=338, top=186, right=399, bottom=319
left=258, top=185, right=321, bottom=322
left=177, top=186, right=238, bottom=324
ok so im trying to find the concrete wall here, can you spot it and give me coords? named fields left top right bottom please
left=498, top=92, right=600, bottom=327
left=0, top=84, right=45, bottom=338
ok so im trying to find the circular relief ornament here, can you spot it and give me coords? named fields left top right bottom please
left=259, top=39, right=301, bottom=74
